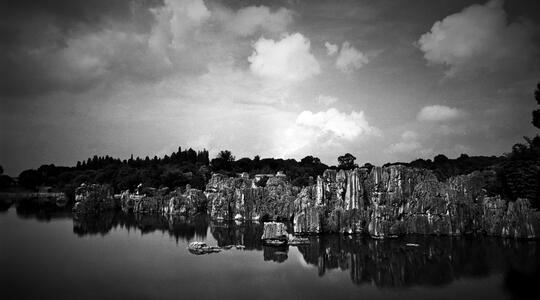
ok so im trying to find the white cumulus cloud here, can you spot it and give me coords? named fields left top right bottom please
left=325, top=42, right=338, bottom=56
left=219, top=6, right=293, bottom=36
left=417, top=0, right=537, bottom=77
left=417, top=105, right=465, bottom=122
left=277, top=108, right=379, bottom=158
left=248, top=33, right=321, bottom=82
left=296, top=108, right=378, bottom=141
left=335, top=41, right=369, bottom=73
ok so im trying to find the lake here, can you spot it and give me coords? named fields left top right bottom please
left=1, top=203, right=538, bottom=300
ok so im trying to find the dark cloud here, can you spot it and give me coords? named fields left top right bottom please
left=0, top=0, right=164, bottom=97
left=0, top=0, right=163, bottom=29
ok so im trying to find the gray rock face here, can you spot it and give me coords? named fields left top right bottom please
left=261, top=222, right=288, bottom=241
left=204, top=173, right=298, bottom=221
left=73, top=184, right=115, bottom=217
left=119, top=186, right=207, bottom=217
left=291, top=165, right=540, bottom=239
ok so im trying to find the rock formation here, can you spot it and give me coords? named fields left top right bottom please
left=119, top=185, right=207, bottom=217
left=73, top=164, right=540, bottom=240
left=261, top=222, right=288, bottom=240
left=290, top=165, right=540, bottom=239
left=73, top=183, right=115, bottom=217
left=204, top=173, right=298, bottom=221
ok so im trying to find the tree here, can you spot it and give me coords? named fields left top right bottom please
left=534, top=82, right=540, bottom=129
left=338, top=153, right=357, bottom=170
left=301, top=156, right=321, bottom=165
left=217, top=150, right=235, bottom=162
left=434, top=154, right=449, bottom=164
left=18, top=169, right=43, bottom=189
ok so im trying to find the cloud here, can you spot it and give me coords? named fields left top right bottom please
left=417, top=0, right=538, bottom=77
left=325, top=42, right=338, bottom=56
left=386, top=131, right=422, bottom=154
left=387, top=141, right=422, bottom=154
left=335, top=41, right=369, bottom=73
left=316, top=95, right=338, bottom=106
left=221, top=6, right=293, bottom=37
left=277, top=108, right=379, bottom=158
left=0, top=0, right=296, bottom=97
left=417, top=105, right=465, bottom=122
left=296, top=108, right=378, bottom=141
left=248, top=33, right=321, bottom=82
left=149, top=0, right=211, bottom=52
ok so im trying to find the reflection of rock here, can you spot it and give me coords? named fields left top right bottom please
left=0, top=192, right=68, bottom=209
left=291, top=166, right=540, bottom=239
left=73, top=211, right=116, bottom=236
left=0, top=200, right=12, bottom=212
left=14, top=199, right=72, bottom=221
left=263, top=245, right=288, bottom=263
left=72, top=211, right=208, bottom=241
left=73, top=184, right=115, bottom=217
left=297, top=234, right=539, bottom=288
left=210, top=221, right=264, bottom=250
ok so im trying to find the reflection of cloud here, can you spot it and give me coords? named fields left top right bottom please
left=248, top=33, right=321, bottom=82
left=418, top=0, right=538, bottom=77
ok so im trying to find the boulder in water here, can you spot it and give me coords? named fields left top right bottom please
left=261, top=222, right=288, bottom=241
left=187, top=241, right=221, bottom=255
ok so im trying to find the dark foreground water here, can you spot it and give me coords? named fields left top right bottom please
left=1, top=204, right=539, bottom=300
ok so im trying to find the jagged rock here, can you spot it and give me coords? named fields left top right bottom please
left=292, top=165, right=540, bottom=239
left=133, top=195, right=164, bottom=214
left=204, top=173, right=297, bottom=221
left=73, top=183, right=115, bottom=217
left=261, top=221, right=288, bottom=241
left=501, top=198, right=540, bottom=239
left=187, top=241, right=221, bottom=255
left=260, top=176, right=297, bottom=220
left=202, top=167, right=538, bottom=239
left=119, top=190, right=135, bottom=212
left=119, top=186, right=207, bottom=217
left=288, top=236, right=310, bottom=245
left=293, top=186, right=321, bottom=233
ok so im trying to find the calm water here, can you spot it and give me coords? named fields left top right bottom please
left=1, top=203, right=539, bottom=300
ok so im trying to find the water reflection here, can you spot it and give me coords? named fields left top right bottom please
left=296, top=234, right=538, bottom=289
left=5, top=204, right=540, bottom=296
left=15, top=200, right=72, bottom=221
left=210, top=221, right=264, bottom=250
left=73, top=211, right=208, bottom=242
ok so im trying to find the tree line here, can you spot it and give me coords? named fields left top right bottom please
left=1, top=83, right=538, bottom=207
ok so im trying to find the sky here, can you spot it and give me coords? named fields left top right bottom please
left=1, top=0, right=539, bottom=175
